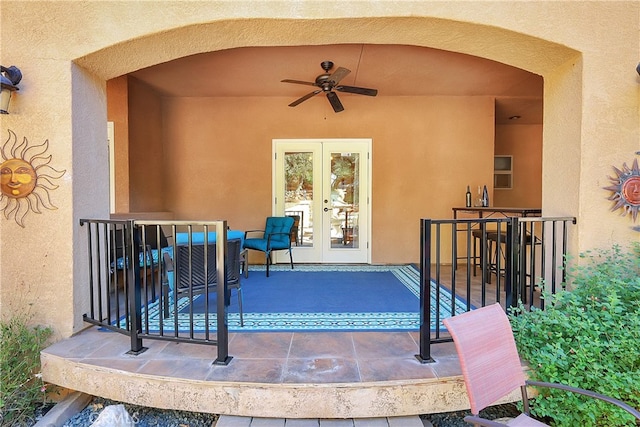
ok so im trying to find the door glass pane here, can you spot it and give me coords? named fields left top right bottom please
left=284, top=151, right=313, bottom=247
left=330, top=152, right=359, bottom=249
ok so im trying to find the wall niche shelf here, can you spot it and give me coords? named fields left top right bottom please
left=494, top=155, right=513, bottom=189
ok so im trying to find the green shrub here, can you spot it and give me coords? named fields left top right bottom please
left=0, top=316, right=54, bottom=426
left=510, top=243, right=640, bottom=426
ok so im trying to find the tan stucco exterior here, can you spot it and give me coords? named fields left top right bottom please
left=1, top=1, right=639, bottom=340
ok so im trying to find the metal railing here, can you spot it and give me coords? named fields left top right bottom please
left=79, top=219, right=233, bottom=365
left=80, top=215, right=575, bottom=366
left=416, top=216, right=576, bottom=363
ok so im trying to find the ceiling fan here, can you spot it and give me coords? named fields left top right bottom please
left=281, top=60, right=378, bottom=113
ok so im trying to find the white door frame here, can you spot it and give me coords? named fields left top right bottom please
left=273, top=138, right=372, bottom=264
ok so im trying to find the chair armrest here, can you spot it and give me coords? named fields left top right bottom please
left=266, top=232, right=292, bottom=247
left=462, top=416, right=508, bottom=426
left=244, top=229, right=265, bottom=238
left=162, top=252, right=173, bottom=273
left=141, top=244, right=154, bottom=266
left=526, top=380, right=640, bottom=420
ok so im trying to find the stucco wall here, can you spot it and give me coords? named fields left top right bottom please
left=127, top=77, right=165, bottom=212
left=106, top=76, right=130, bottom=213
left=155, top=95, right=495, bottom=264
left=494, top=125, right=543, bottom=208
left=1, top=1, right=638, bottom=338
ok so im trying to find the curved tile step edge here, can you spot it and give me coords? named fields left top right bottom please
left=41, top=353, right=522, bottom=419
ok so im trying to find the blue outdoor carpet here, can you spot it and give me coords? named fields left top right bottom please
left=141, top=264, right=467, bottom=332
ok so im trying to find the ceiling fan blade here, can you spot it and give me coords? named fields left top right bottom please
left=288, top=90, right=322, bottom=107
left=328, top=67, right=351, bottom=85
left=335, top=85, right=378, bottom=97
left=281, top=79, right=317, bottom=87
left=326, top=91, right=344, bottom=113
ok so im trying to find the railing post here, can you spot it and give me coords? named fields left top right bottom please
left=518, top=220, right=531, bottom=305
left=213, top=220, right=232, bottom=365
left=127, top=221, right=146, bottom=355
left=416, top=218, right=435, bottom=363
left=505, top=217, right=519, bottom=309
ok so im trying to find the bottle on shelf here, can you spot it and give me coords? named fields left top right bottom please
left=465, top=186, right=472, bottom=207
left=482, top=185, right=489, bottom=207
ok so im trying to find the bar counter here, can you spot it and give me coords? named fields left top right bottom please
left=452, top=207, right=542, bottom=219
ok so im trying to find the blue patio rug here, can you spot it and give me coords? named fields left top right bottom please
left=139, top=264, right=467, bottom=332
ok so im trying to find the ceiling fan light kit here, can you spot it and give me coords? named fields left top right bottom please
left=282, top=60, right=378, bottom=113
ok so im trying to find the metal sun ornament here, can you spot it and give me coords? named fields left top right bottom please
left=603, top=158, right=640, bottom=222
left=0, top=130, right=66, bottom=227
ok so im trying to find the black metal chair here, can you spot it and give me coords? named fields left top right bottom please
left=111, top=225, right=169, bottom=301
left=162, top=238, right=243, bottom=326
left=285, top=210, right=304, bottom=245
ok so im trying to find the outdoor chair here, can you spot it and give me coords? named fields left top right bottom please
left=285, top=211, right=304, bottom=245
left=111, top=225, right=170, bottom=301
left=288, top=214, right=301, bottom=245
left=162, top=238, right=243, bottom=326
left=442, top=303, right=640, bottom=426
left=243, top=216, right=295, bottom=277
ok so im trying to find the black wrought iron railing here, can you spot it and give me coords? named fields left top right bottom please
left=79, top=219, right=233, bottom=365
left=416, top=216, right=577, bottom=363
left=80, top=215, right=575, bottom=366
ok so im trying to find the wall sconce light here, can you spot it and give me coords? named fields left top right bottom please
left=0, top=66, right=22, bottom=114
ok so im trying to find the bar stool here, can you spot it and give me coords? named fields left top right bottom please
left=472, top=224, right=504, bottom=278
left=486, top=231, right=540, bottom=299
left=486, top=231, right=508, bottom=284
left=471, top=229, right=484, bottom=276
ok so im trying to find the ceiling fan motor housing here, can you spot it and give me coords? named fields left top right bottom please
left=315, top=74, right=332, bottom=90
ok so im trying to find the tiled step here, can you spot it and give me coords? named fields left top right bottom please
left=215, top=415, right=426, bottom=426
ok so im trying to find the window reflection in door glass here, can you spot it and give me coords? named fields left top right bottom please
left=284, top=151, right=313, bottom=247
left=330, top=152, right=359, bottom=249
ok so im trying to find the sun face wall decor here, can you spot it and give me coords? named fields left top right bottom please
left=604, top=158, right=640, bottom=222
left=0, top=130, right=66, bottom=227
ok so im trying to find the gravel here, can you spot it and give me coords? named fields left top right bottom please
left=59, top=398, right=218, bottom=427
left=30, top=397, right=522, bottom=427
left=421, top=403, right=522, bottom=426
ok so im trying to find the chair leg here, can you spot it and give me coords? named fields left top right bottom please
left=289, top=248, right=294, bottom=270
left=162, top=284, right=169, bottom=319
left=265, top=252, right=270, bottom=277
left=150, top=266, right=157, bottom=302
left=239, top=248, right=249, bottom=279
left=237, top=287, right=244, bottom=327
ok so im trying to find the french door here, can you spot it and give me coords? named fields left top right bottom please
left=273, top=139, right=371, bottom=264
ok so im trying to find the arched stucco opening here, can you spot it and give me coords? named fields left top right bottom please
left=69, top=16, right=581, bottom=335
left=76, top=17, right=580, bottom=207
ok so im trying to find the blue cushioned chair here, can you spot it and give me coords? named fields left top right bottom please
left=243, top=216, right=295, bottom=277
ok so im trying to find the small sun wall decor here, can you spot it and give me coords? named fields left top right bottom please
left=603, top=158, right=640, bottom=222
left=0, top=130, right=66, bottom=227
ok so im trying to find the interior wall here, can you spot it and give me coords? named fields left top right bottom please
left=493, top=124, right=543, bottom=208
left=158, top=95, right=495, bottom=264
left=105, top=65, right=544, bottom=265
left=127, top=77, right=165, bottom=212
left=106, top=76, right=130, bottom=213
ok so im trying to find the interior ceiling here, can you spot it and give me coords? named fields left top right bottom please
left=129, top=44, right=543, bottom=125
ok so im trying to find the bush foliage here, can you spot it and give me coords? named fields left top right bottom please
left=510, top=243, right=640, bottom=426
left=0, top=316, right=53, bottom=426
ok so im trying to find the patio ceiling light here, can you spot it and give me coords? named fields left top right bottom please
left=0, top=65, right=22, bottom=114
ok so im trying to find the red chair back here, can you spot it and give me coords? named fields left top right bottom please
left=443, top=303, right=526, bottom=415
